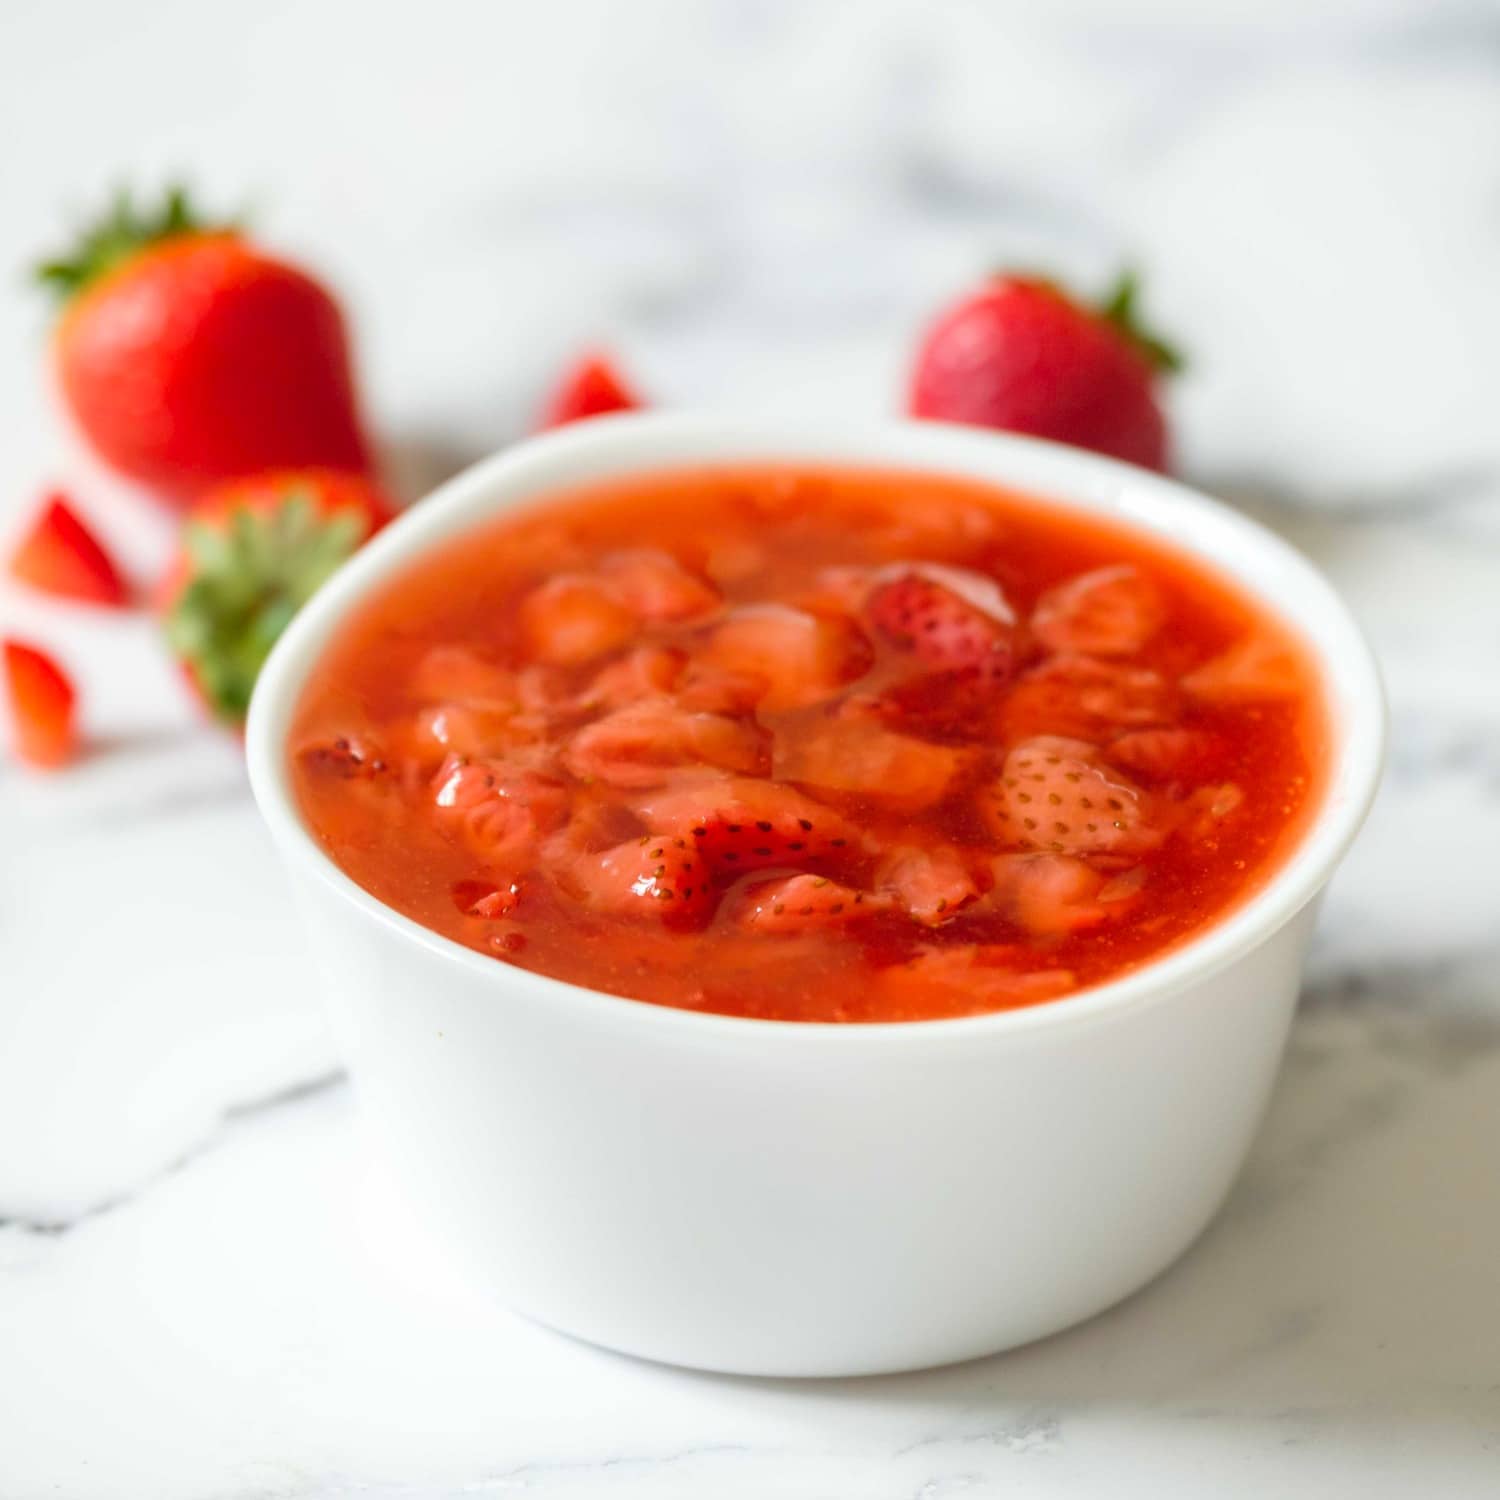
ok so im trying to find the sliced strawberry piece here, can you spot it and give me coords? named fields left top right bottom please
left=981, top=735, right=1162, bottom=856
left=3, top=639, right=77, bottom=768
left=519, top=574, right=638, bottom=666
left=635, top=777, right=867, bottom=872
left=432, top=753, right=570, bottom=863
left=1173, top=781, right=1246, bottom=841
left=569, top=833, right=712, bottom=926
left=8, top=492, right=128, bottom=606
left=407, top=652, right=539, bottom=760
left=410, top=645, right=519, bottom=708
left=776, top=714, right=968, bottom=813
left=700, top=605, right=872, bottom=711
left=875, top=844, right=978, bottom=925
left=998, top=653, right=1175, bottom=741
left=538, top=350, right=642, bottom=429
left=563, top=698, right=771, bottom=788
left=1109, top=727, right=1220, bottom=782
left=296, top=732, right=390, bottom=781
left=452, top=877, right=524, bottom=919
left=987, top=852, right=1113, bottom=937
left=597, top=549, right=719, bottom=622
left=675, top=662, right=768, bottom=716
left=728, top=874, right=886, bottom=934
left=1182, top=635, right=1302, bottom=703
left=413, top=701, right=543, bottom=760
left=578, top=646, right=687, bottom=712
left=1032, top=565, right=1164, bottom=658
left=867, top=565, right=1015, bottom=684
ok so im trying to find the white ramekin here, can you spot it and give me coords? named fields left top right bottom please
left=246, top=417, right=1384, bottom=1377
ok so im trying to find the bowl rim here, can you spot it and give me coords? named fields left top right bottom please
left=246, top=414, right=1386, bottom=1047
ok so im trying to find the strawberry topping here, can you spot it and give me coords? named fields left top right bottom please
left=867, top=564, right=1015, bottom=681
left=981, top=735, right=1161, bottom=856
left=1032, top=565, right=1165, bottom=658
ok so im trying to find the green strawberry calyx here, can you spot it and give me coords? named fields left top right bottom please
left=35, top=185, right=235, bottom=305
left=163, top=493, right=365, bottom=725
left=1095, top=270, right=1184, bottom=375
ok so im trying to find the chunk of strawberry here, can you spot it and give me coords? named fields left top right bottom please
left=1182, top=635, right=1302, bottom=703
left=410, top=645, right=519, bottom=708
left=1031, top=565, right=1164, bottom=658
left=859, top=669, right=1000, bottom=742
left=563, top=698, right=771, bottom=788
left=700, top=605, right=872, bottom=711
left=1109, top=727, right=1220, bottom=782
left=452, top=877, right=523, bottom=919
left=864, top=564, right=1014, bottom=684
left=576, top=645, right=687, bottom=712
left=569, top=834, right=713, bottom=926
left=519, top=574, right=637, bottom=665
left=1173, top=781, right=1246, bottom=841
left=986, top=851, right=1114, bottom=937
left=8, top=492, right=128, bottom=606
left=3, top=639, right=78, bottom=769
left=432, top=753, right=570, bottom=863
left=998, top=653, right=1175, bottom=741
left=412, top=701, right=543, bottom=760
left=297, top=732, right=390, bottom=782
left=538, top=350, right=642, bottom=429
left=867, top=564, right=1015, bottom=681
left=776, top=714, right=968, bottom=813
left=597, top=549, right=720, bottom=622
left=875, top=844, right=978, bottom=925
left=728, top=874, right=885, bottom=934
left=635, top=777, right=867, bottom=872
left=981, top=735, right=1162, bottom=855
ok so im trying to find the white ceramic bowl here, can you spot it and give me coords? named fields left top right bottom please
left=247, top=417, right=1384, bottom=1377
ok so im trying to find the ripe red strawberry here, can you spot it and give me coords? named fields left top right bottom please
left=158, top=469, right=394, bottom=726
left=867, top=565, right=1015, bottom=680
left=981, top=735, right=1161, bottom=856
left=729, top=874, right=885, bottom=934
left=634, top=777, right=867, bottom=872
left=9, top=492, right=128, bottom=606
left=38, top=188, right=373, bottom=504
left=909, top=271, right=1180, bottom=471
left=3, top=639, right=77, bottom=769
left=570, top=834, right=712, bottom=925
left=1031, top=565, right=1165, bottom=658
left=538, top=350, right=642, bottom=429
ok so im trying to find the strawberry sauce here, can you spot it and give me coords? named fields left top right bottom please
left=288, top=465, right=1326, bottom=1022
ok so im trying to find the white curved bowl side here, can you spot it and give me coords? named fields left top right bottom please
left=247, top=417, right=1383, bottom=1376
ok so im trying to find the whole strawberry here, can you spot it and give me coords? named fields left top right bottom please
left=909, top=271, right=1180, bottom=472
left=38, top=188, right=373, bottom=504
left=159, top=469, right=394, bottom=726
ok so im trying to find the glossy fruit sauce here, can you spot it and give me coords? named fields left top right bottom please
left=288, top=465, right=1326, bottom=1022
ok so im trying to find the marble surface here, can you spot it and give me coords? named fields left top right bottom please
left=3, top=1, right=1499, bottom=1494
